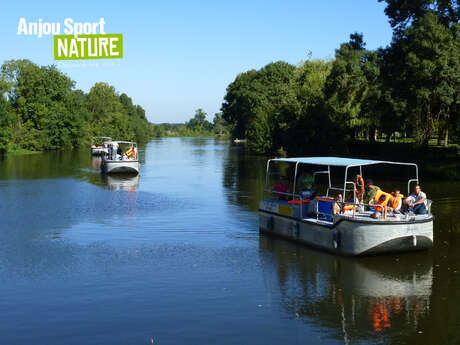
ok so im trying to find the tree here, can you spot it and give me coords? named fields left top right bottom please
left=221, top=61, right=297, bottom=153
left=0, top=60, right=156, bottom=152
left=213, top=112, right=229, bottom=136
left=383, top=13, right=459, bottom=145
left=0, top=95, right=14, bottom=153
left=186, top=108, right=213, bottom=133
left=378, top=0, right=459, bottom=32
left=324, top=33, right=370, bottom=142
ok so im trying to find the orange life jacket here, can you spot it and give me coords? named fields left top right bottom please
left=125, top=147, right=136, bottom=159
left=372, top=190, right=392, bottom=212
left=343, top=204, right=356, bottom=211
left=288, top=199, right=310, bottom=205
left=389, top=193, right=404, bottom=209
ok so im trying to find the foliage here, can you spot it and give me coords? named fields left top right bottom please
left=157, top=109, right=229, bottom=137
left=222, top=61, right=297, bottom=153
left=0, top=60, right=160, bottom=153
left=220, top=2, right=460, bottom=154
left=212, top=112, right=230, bottom=136
left=186, top=108, right=213, bottom=133
left=0, top=95, right=15, bottom=153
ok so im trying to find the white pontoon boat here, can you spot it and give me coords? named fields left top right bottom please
left=101, top=141, right=139, bottom=175
left=259, top=157, right=434, bottom=256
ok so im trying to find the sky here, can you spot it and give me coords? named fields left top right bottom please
left=1, top=0, right=393, bottom=123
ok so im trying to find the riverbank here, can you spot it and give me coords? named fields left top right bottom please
left=4, top=148, right=41, bottom=156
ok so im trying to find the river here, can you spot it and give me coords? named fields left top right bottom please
left=0, top=137, right=459, bottom=345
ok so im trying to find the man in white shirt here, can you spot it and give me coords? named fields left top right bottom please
left=404, top=184, right=427, bottom=215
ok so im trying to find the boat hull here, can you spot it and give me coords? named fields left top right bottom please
left=259, top=211, right=433, bottom=256
left=101, top=160, right=140, bottom=174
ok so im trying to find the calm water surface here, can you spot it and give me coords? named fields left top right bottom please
left=0, top=138, right=459, bottom=345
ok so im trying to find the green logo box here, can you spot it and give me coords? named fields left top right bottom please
left=54, top=34, right=123, bottom=60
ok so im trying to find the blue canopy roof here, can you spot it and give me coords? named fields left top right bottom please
left=270, top=157, right=414, bottom=167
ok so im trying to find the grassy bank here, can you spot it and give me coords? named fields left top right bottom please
left=6, top=148, right=41, bottom=155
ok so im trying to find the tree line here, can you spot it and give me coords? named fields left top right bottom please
left=221, top=0, right=459, bottom=155
left=156, top=109, right=229, bottom=137
left=0, top=59, right=161, bottom=153
left=0, top=59, right=229, bottom=154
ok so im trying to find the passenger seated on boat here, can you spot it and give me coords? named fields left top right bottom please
left=297, top=171, right=316, bottom=199
left=404, top=184, right=428, bottom=215
left=371, top=194, right=388, bottom=219
left=363, top=179, right=381, bottom=205
left=333, top=194, right=343, bottom=215
left=387, top=189, right=403, bottom=214
left=126, top=147, right=136, bottom=159
left=306, top=194, right=320, bottom=217
left=272, top=176, right=290, bottom=200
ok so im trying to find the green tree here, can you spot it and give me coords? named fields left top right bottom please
left=0, top=60, right=156, bottom=152
left=378, top=0, right=459, bottom=32
left=186, top=108, right=213, bottom=133
left=221, top=61, right=296, bottom=153
left=213, top=112, right=229, bottom=136
left=324, top=33, right=370, bottom=142
left=383, top=13, right=459, bottom=145
left=0, top=95, right=14, bottom=153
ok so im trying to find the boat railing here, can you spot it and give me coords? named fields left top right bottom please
left=263, top=189, right=306, bottom=217
left=263, top=190, right=432, bottom=222
left=407, top=179, right=419, bottom=195
left=327, top=186, right=355, bottom=197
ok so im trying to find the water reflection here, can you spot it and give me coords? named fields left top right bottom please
left=259, top=235, right=433, bottom=343
left=103, top=174, right=140, bottom=191
left=222, top=145, right=266, bottom=211
left=91, top=156, right=102, bottom=171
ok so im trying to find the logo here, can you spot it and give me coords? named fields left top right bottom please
left=17, top=18, right=123, bottom=60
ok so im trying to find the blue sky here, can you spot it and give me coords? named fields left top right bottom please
left=2, top=0, right=393, bottom=123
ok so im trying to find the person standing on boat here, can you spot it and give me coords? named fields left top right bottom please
left=297, top=170, right=315, bottom=199
left=363, top=179, right=381, bottom=205
left=108, top=144, right=113, bottom=160
left=404, top=184, right=428, bottom=214
left=117, top=145, right=122, bottom=160
left=272, top=176, right=290, bottom=200
left=112, top=142, right=118, bottom=160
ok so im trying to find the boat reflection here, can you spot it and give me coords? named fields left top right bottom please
left=102, top=174, right=140, bottom=191
left=91, top=156, right=102, bottom=170
left=259, top=235, right=432, bottom=342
